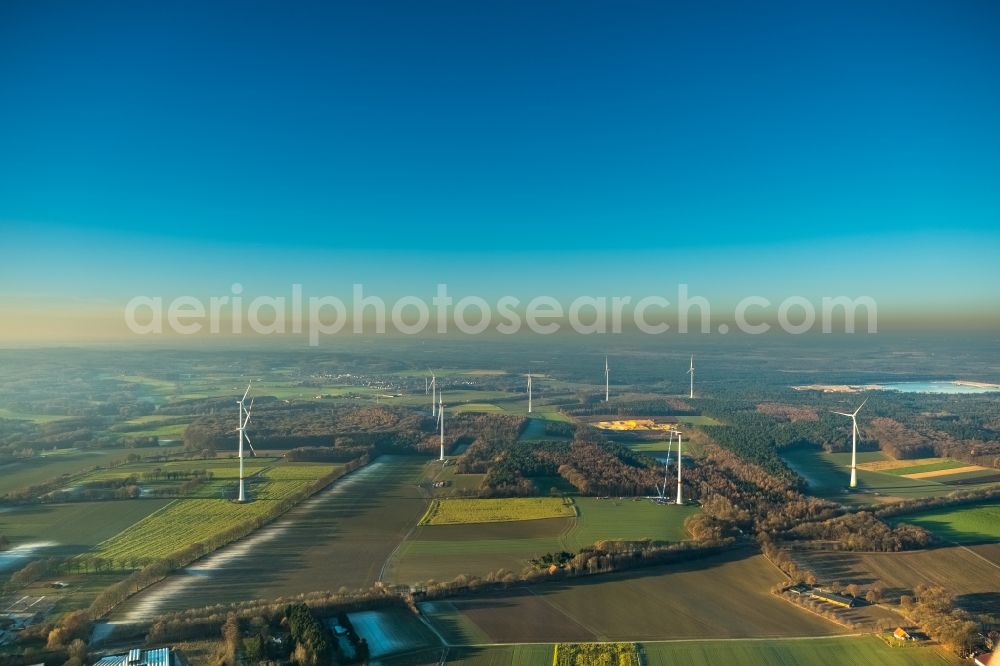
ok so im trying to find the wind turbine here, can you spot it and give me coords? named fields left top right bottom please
left=675, top=430, right=684, bottom=505
left=527, top=373, right=533, bottom=414
left=604, top=356, right=610, bottom=402
left=688, top=355, right=695, bottom=399
left=430, top=372, right=437, bottom=417
left=665, top=429, right=675, bottom=463
left=437, top=393, right=445, bottom=461
left=236, top=382, right=257, bottom=503
left=833, top=398, right=867, bottom=489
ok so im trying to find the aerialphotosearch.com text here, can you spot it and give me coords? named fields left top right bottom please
left=124, top=283, right=878, bottom=345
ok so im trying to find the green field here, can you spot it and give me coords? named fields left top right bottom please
left=674, top=415, right=724, bottom=426
left=385, top=518, right=569, bottom=584
left=446, top=645, right=554, bottom=665
left=418, top=552, right=842, bottom=643
left=450, top=402, right=506, bottom=414
left=381, top=638, right=956, bottom=666
left=420, top=497, right=576, bottom=525
left=882, top=459, right=968, bottom=476
left=0, top=407, right=71, bottom=423
left=83, top=456, right=271, bottom=484
left=780, top=448, right=995, bottom=505
left=386, top=495, right=699, bottom=584
left=431, top=464, right=486, bottom=496
left=0, top=499, right=173, bottom=562
left=0, top=447, right=184, bottom=497
left=117, top=421, right=191, bottom=439
left=892, top=502, right=1000, bottom=544
left=560, top=498, right=695, bottom=550
left=640, top=636, right=956, bottom=665
left=89, top=461, right=338, bottom=565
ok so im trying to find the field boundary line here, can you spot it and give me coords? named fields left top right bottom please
left=380, top=459, right=436, bottom=581
left=444, top=633, right=865, bottom=648
left=522, top=586, right=604, bottom=640
left=953, top=543, right=1000, bottom=571
left=415, top=609, right=453, bottom=648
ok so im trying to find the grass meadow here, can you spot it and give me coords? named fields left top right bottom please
left=892, top=501, right=1000, bottom=544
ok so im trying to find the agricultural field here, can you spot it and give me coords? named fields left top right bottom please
left=790, top=545, right=1000, bottom=614
left=640, top=636, right=958, bottom=665
left=386, top=494, right=697, bottom=584
left=88, top=461, right=338, bottom=565
left=419, top=552, right=842, bottom=643
left=346, top=608, right=440, bottom=659
left=616, top=438, right=705, bottom=459
left=0, top=407, right=70, bottom=423
left=420, top=497, right=576, bottom=525
left=444, top=645, right=554, bottom=665
left=892, top=501, right=1000, bottom=544
left=82, top=456, right=272, bottom=486
left=554, top=642, right=638, bottom=666
left=384, top=518, right=569, bottom=584
left=871, top=458, right=970, bottom=476
left=0, top=499, right=173, bottom=565
left=450, top=402, right=506, bottom=414
left=116, top=419, right=192, bottom=440
left=559, top=498, right=696, bottom=551
left=113, top=456, right=430, bottom=617
left=429, top=464, right=486, bottom=496
left=780, top=448, right=998, bottom=505
left=0, top=447, right=183, bottom=497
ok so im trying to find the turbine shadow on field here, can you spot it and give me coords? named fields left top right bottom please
left=114, top=456, right=431, bottom=618
left=954, top=591, right=1000, bottom=615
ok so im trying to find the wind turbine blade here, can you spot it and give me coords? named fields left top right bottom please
left=853, top=398, right=868, bottom=416
left=241, top=382, right=252, bottom=403
left=244, top=433, right=257, bottom=456
left=832, top=411, right=852, bottom=417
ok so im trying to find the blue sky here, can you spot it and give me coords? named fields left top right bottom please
left=1, top=0, right=998, bottom=335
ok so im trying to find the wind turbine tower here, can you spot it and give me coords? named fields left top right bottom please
left=834, top=398, right=867, bottom=489
left=688, top=355, right=695, bottom=399
left=437, top=394, right=445, bottom=461
left=236, top=382, right=257, bottom=503
left=675, top=430, right=684, bottom=505
left=604, top=356, right=610, bottom=402
left=527, top=373, right=533, bottom=413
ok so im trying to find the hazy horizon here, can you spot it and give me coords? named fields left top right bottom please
left=2, top=0, right=999, bottom=342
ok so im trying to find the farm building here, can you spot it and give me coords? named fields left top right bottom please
left=93, top=647, right=180, bottom=666
left=892, top=627, right=913, bottom=641
left=785, top=583, right=812, bottom=596
left=810, top=590, right=858, bottom=608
